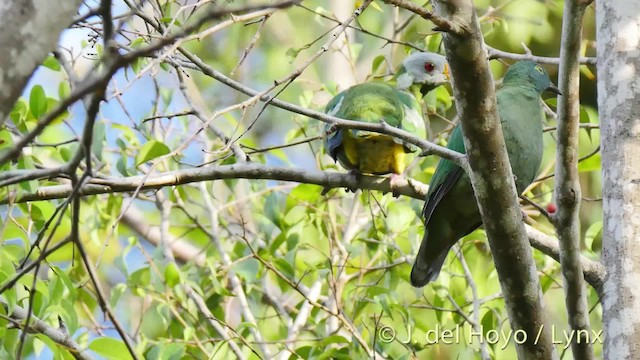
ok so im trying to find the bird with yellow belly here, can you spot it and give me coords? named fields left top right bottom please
left=324, top=52, right=450, bottom=189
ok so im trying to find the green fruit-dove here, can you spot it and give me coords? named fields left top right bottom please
left=411, top=61, right=561, bottom=287
left=324, top=52, right=449, bottom=185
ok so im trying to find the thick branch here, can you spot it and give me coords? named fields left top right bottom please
left=381, top=0, right=463, bottom=34
left=2, top=302, right=92, bottom=360
left=0, top=163, right=605, bottom=292
left=121, top=207, right=206, bottom=266
left=0, top=0, right=84, bottom=126
left=433, top=0, right=558, bottom=358
left=526, top=226, right=604, bottom=296
left=597, top=1, right=640, bottom=359
left=554, top=1, right=595, bottom=359
left=0, top=164, right=428, bottom=204
left=486, top=45, right=596, bottom=65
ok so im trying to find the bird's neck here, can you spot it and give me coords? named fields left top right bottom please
left=502, top=81, right=541, bottom=95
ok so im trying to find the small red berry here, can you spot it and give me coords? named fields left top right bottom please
left=546, top=203, right=557, bottom=214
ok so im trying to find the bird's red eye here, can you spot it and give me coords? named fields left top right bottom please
left=424, top=62, right=435, bottom=72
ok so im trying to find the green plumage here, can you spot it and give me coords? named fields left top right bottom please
left=411, top=61, right=560, bottom=287
left=325, top=82, right=425, bottom=175
left=326, top=82, right=424, bottom=134
left=324, top=52, right=449, bottom=176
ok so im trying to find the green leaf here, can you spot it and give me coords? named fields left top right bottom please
left=110, top=283, right=127, bottom=309
left=386, top=202, right=415, bottom=233
left=544, top=97, right=557, bottom=107
left=43, top=56, right=61, bottom=71
left=578, top=153, right=600, bottom=173
left=89, top=338, right=133, bottom=360
left=264, top=193, right=284, bottom=229
left=130, top=37, right=145, bottom=48
left=92, top=121, right=106, bottom=161
left=481, top=308, right=498, bottom=338
left=366, top=286, right=391, bottom=298
left=269, top=232, right=287, bottom=253
left=231, top=258, right=260, bottom=282
left=370, top=55, right=386, bottom=74
left=145, top=343, right=186, bottom=360
left=116, top=156, right=129, bottom=176
left=10, top=98, right=28, bottom=128
left=285, top=48, right=301, bottom=62
left=585, top=221, right=603, bottom=253
left=128, top=267, right=151, bottom=296
left=288, top=183, right=322, bottom=205
left=540, top=272, right=555, bottom=293
left=283, top=205, right=307, bottom=226
left=29, top=85, right=48, bottom=118
left=160, top=17, right=182, bottom=26
left=274, top=258, right=295, bottom=279
left=135, top=140, right=170, bottom=166
left=236, top=321, right=258, bottom=335
left=164, top=262, right=181, bottom=287
left=319, top=335, right=349, bottom=346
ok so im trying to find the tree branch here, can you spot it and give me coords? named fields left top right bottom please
left=0, top=0, right=84, bottom=126
left=381, top=0, right=464, bottom=35
left=2, top=302, right=92, bottom=360
left=121, top=208, right=206, bottom=266
left=432, top=0, right=558, bottom=358
left=526, top=225, right=604, bottom=295
left=171, top=57, right=467, bottom=168
left=0, top=163, right=428, bottom=204
left=553, top=0, right=595, bottom=358
left=486, top=45, right=596, bottom=65
left=0, top=163, right=605, bottom=294
left=597, top=2, right=640, bottom=359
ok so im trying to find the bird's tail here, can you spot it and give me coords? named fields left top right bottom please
left=410, top=230, right=449, bottom=287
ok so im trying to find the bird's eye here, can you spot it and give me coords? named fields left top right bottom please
left=424, top=62, right=435, bottom=73
left=535, top=66, right=544, bottom=74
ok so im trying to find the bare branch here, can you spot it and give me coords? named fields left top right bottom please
left=2, top=302, right=92, bottom=360
left=0, top=0, right=84, bottom=125
left=432, top=0, right=558, bottom=357
left=0, top=163, right=428, bottom=205
left=554, top=0, right=595, bottom=357
left=526, top=225, right=604, bottom=295
left=381, top=0, right=464, bottom=35
left=183, top=285, right=249, bottom=360
left=486, top=45, right=596, bottom=65
left=121, top=208, right=206, bottom=266
left=199, top=183, right=273, bottom=358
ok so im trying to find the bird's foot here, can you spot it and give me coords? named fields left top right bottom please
left=347, top=169, right=362, bottom=193
left=390, top=173, right=405, bottom=198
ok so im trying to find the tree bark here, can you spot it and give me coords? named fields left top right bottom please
left=597, top=1, right=640, bottom=359
left=0, top=0, right=84, bottom=125
left=554, top=0, right=595, bottom=359
left=432, top=0, right=558, bottom=358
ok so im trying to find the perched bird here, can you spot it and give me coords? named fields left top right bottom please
left=410, top=61, right=561, bottom=287
left=324, top=52, right=449, bottom=187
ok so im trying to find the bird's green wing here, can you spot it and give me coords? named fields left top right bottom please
left=395, top=88, right=426, bottom=138
left=324, top=82, right=427, bottom=160
left=422, top=124, right=466, bottom=223
left=496, top=85, right=545, bottom=193
left=333, top=83, right=404, bottom=123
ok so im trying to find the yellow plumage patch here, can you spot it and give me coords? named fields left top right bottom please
left=341, top=131, right=407, bottom=175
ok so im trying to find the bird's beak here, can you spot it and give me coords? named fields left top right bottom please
left=547, top=83, right=562, bottom=96
left=443, top=64, right=450, bottom=81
